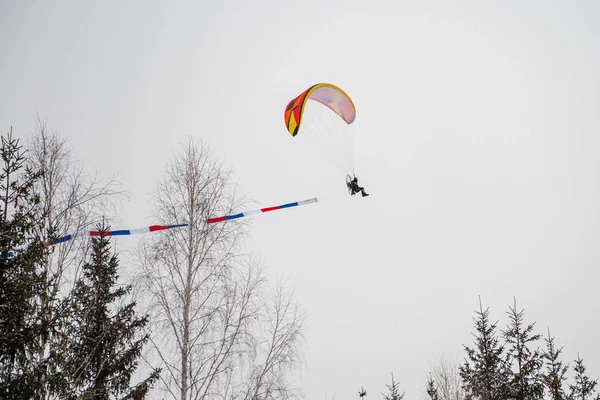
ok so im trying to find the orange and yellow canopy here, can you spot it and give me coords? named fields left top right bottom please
left=284, top=83, right=356, bottom=137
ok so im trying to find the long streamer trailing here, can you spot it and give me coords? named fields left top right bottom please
left=35, top=197, right=319, bottom=248
left=207, top=197, right=318, bottom=224
left=42, top=224, right=188, bottom=247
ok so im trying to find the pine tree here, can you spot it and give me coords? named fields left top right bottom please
left=58, top=224, right=160, bottom=399
left=382, top=373, right=405, bottom=400
left=359, top=386, right=367, bottom=399
left=543, top=329, right=569, bottom=400
left=427, top=375, right=440, bottom=400
left=0, top=129, right=47, bottom=398
left=502, top=298, right=544, bottom=400
left=569, top=354, right=600, bottom=400
left=459, top=297, right=510, bottom=400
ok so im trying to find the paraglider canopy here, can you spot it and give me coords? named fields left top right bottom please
left=284, top=83, right=356, bottom=137
left=283, top=82, right=363, bottom=187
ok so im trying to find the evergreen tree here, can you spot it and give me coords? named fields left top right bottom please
left=502, top=298, right=544, bottom=400
left=459, top=297, right=510, bottom=400
left=382, top=373, right=405, bottom=400
left=427, top=375, right=440, bottom=400
left=58, top=225, right=159, bottom=399
left=359, top=386, right=368, bottom=399
left=543, top=329, right=569, bottom=400
left=0, top=129, right=46, bottom=398
left=569, top=354, right=600, bottom=400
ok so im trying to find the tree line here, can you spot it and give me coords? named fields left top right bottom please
left=364, top=297, right=599, bottom=400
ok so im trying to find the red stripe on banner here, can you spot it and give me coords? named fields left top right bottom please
left=149, top=225, right=168, bottom=232
left=89, top=231, right=112, bottom=237
left=261, top=205, right=282, bottom=213
left=207, top=216, right=226, bottom=224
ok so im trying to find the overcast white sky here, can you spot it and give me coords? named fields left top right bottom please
left=2, top=1, right=600, bottom=399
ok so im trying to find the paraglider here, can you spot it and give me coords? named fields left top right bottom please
left=284, top=83, right=369, bottom=197
left=346, top=175, right=369, bottom=197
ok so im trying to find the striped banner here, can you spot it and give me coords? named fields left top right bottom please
left=37, top=197, right=318, bottom=248
left=42, top=224, right=188, bottom=247
left=207, top=198, right=318, bottom=224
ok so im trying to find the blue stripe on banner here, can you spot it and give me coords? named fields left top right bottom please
left=169, top=224, right=188, bottom=228
left=109, top=230, right=131, bottom=236
left=279, top=202, right=299, bottom=209
left=225, top=213, right=245, bottom=220
left=55, top=235, right=72, bottom=244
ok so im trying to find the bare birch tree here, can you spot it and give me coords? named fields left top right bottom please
left=138, top=137, right=304, bottom=400
left=26, top=116, right=124, bottom=398
left=428, top=355, right=466, bottom=400
left=29, top=116, right=124, bottom=277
